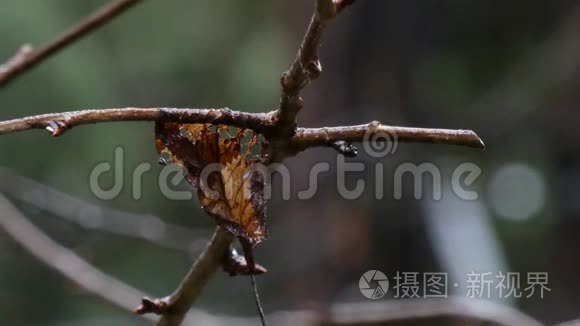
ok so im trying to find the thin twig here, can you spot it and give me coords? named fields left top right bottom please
left=154, top=296, right=543, bottom=326
left=268, top=0, right=355, bottom=162
left=0, top=194, right=156, bottom=323
left=0, top=191, right=545, bottom=326
left=250, top=275, right=267, bottom=326
left=0, top=0, right=144, bottom=87
left=137, top=227, right=234, bottom=326
left=0, top=108, right=276, bottom=136
left=265, top=298, right=542, bottom=326
left=0, top=167, right=209, bottom=254
left=275, top=0, right=355, bottom=133
left=556, top=318, right=580, bottom=326
left=292, top=122, right=485, bottom=151
left=0, top=1, right=489, bottom=325
left=134, top=3, right=357, bottom=323
left=0, top=193, right=247, bottom=326
left=0, top=108, right=484, bottom=150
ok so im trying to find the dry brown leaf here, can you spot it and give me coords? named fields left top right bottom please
left=155, top=122, right=269, bottom=248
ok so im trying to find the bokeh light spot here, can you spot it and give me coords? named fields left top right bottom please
left=488, top=163, right=546, bottom=221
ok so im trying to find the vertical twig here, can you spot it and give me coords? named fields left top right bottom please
left=272, top=0, right=356, bottom=160
left=250, top=275, right=267, bottom=326
left=276, top=0, right=355, bottom=132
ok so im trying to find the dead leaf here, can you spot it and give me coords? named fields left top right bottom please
left=155, top=122, right=269, bottom=247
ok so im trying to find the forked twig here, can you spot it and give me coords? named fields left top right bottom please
left=0, top=1, right=487, bottom=325
left=0, top=191, right=545, bottom=326
left=275, top=0, right=356, bottom=133
left=0, top=108, right=484, bottom=150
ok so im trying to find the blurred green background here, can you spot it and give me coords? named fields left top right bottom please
left=1, top=0, right=578, bottom=325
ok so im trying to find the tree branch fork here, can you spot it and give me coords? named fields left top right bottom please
left=0, top=107, right=485, bottom=153
left=0, top=0, right=485, bottom=325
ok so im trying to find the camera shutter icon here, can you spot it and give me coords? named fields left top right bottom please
left=359, top=270, right=389, bottom=299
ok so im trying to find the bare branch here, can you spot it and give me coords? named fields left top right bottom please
left=0, top=1, right=489, bottom=325
left=149, top=296, right=543, bottom=326
left=0, top=194, right=156, bottom=323
left=0, top=45, right=35, bottom=77
left=0, top=192, right=544, bottom=326
left=137, top=227, right=234, bottom=326
left=265, top=298, right=542, bottom=326
left=0, top=108, right=276, bottom=136
left=0, top=109, right=483, bottom=150
left=274, top=0, right=355, bottom=134
left=292, top=122, right=486, bottom=153
left=0, top=193, right=248, bottom=326
left=556, top=318, right=580, bottom=326
left=0, top=167, right=209, bottom=254
left=0, top=0, right=144, bottom=87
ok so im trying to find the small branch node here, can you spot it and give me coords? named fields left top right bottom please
left=334, top=0, right=356, bottom=15
left=368, top=120, right=381, bottom=130
left=0, top=44, right=34, bottom=73
left=316, top=0, right=356, bottom=21
left=222, top=246, right=267, bottom=276
left=135, top=297, right=170, bottom=315
left=305, top=58, right=322, bottom=80
left=331, top=140, right=358, bottom=157
left=45, top=120, right=67, bottom=137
